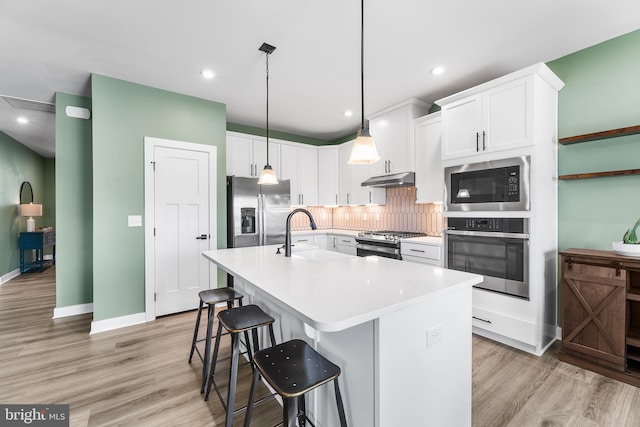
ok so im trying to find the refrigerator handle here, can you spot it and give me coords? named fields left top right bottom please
left=259, top=193, right=265, bottom=246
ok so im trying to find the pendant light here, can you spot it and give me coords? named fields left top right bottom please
left=257, top=42, right=279, bottom=185
left=348, top=0, right=380, bottom=164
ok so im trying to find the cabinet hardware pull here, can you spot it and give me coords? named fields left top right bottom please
left=482, top=131, right=486, bottom=150
left=410, top=248, right=425, bottom=253
left=195, top=234, right=208, bottom=240
left=472, top=316, right=492, bottom=324
left=476, top=133, right=480, bottom=152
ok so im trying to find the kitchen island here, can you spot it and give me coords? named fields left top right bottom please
left=203, top=245, right=482, bottom=427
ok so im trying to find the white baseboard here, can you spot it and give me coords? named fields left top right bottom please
left=90, top=312, right=147, bottom=335
left=0, top=268, right=21, bottom=285
left=53, top=303, right=94, bottom=319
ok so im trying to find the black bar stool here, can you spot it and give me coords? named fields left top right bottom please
left=205, top=304, right=277, bottom=427
left=244, top=339, right=347, bottom=427
left=188, top=288, right=248, bottom=393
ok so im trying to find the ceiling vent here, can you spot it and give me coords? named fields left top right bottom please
left=1, top=95, right=55, bottom=114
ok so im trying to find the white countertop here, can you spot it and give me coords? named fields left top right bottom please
left=291, top=228, right=360, bottom=237
left=202, top=246, right=481, bottom=332
left=401, top=236, right=443, bottom=246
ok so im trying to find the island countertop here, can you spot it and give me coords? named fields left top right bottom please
left=202, top=245, right=482, bottom=332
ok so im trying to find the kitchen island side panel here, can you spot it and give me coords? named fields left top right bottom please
left=375, top=285, right=472, bottom=427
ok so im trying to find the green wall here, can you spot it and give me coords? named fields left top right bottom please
left=227, top=122, right=331, bottom=146
left=0, top=132, right=46, bottom=277
left=548, top=29, right=640, bottom=251
left=55, top=93, right=93, bottom=307
left=91, top=74, right=227, bottom=322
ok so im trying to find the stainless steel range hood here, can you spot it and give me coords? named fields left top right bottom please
left=361, top=172, right=415, bottom=188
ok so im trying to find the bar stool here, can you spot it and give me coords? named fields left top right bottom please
left=244, top=339, right=347, bottom=427
left=205, top=304, right=277, bottom=427
left=188, top=287, right=248, bottom=393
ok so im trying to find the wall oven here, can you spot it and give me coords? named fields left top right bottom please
left=444, top=218, right=529, bottom=299
left=444, top=156, right=530, bottom=211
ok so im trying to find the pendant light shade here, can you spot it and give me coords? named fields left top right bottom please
left=257, top=42, right=279, bottom=185
left=348, top=0, right=380, bottom=165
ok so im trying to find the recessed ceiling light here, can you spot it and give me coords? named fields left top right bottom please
left=201, top=69, right=215, bottom=79
left=344, top=110, right=353, bottom=117
left=16, top=116, right=29, bottom=124
left=431, top=66, right=445, bottom=76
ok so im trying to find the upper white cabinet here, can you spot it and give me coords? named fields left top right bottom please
left=281, top=144, right=318, bottom=206
left=338, top=141, right=385, bottom=206
left=227, top=132, right=281, bottom=178
left=438, top=63, right=563, bottom=162
left=368, top=99, right=429, bottom=175
left=317, top=146, right=340, bottom=206
left=413, top=112, right=443, bottom=203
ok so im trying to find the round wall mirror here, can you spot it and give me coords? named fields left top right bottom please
left=20, top=181, right=33, bottom=204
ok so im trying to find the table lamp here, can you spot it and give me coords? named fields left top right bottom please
left=19, top=203, right=42, bottom=232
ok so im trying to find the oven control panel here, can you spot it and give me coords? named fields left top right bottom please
left=447, top=217, right=526, bottom=233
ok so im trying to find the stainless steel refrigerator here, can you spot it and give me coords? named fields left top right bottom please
left=227, top=176, right=291, bottom=248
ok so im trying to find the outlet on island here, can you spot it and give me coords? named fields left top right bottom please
left=426, top=324, right=443, bottom=347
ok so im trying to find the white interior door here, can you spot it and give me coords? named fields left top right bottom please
left=144, top=137, right=217, bottom=319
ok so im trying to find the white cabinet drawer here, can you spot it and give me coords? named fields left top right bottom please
left=401, top=242, right=441, bottom=262
left=472, top=306, right=536, bottom=346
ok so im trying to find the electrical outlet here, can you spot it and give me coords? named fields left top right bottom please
left=426, top=325, right=443, bottom=347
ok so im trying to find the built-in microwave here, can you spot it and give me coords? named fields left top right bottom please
left=444, top=156, right=530, bottom=211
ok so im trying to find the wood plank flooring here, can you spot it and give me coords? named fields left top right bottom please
left=2, top=268, right=640, bottom=426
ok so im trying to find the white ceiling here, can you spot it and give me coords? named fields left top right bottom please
left=1, top=0, right=639, bottom=158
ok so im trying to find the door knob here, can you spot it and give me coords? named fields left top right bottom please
left=196, top=234, right=208, bottom=240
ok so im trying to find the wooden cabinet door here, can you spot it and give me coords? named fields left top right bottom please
left=318, top=147, right=339, bottom=206
left=414, top=112, right=443, bottom=203
left=441, top=94, right=482, bottom=160
left=483, top=75, right=533, bottom=153
left=561, top=258, right=626, bottom=370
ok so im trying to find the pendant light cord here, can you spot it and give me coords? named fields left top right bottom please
left=360, top=0, right=365, bottom=132
left=266, top=51, right=271, bottom=165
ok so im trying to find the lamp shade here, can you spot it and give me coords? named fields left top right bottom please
left=19, top=203, right=42, bottom=217
left=348, top=128, right=380, bottom=164
left=257, top=164, right=279, bottom=185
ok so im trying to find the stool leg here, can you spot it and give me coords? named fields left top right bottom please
left=200, top=303, right=215, bottom=393
left=205, top=322, right=224, bottom=401
left=334, top=378, right=348, bottom=427
left=298, top=395, right=306, bottom=427
left=268, top=324, right=277, bottom=347
left=283, top=397, right=298, bottom=427
left=225, top=332, right=241, bottom=427
left=243, top=367, right=260, bottom=427
left=189, top=301, right=204, bottom=363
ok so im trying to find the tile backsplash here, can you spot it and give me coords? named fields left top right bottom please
left=290, top=186, right=443, bottom=236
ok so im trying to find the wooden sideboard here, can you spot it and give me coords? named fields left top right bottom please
left=559, top=248, right=640, bottom=387
left=19, top=230, right=56, bottom=273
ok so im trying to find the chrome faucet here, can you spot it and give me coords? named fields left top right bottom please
left=284, top=208, right=317, bottom=257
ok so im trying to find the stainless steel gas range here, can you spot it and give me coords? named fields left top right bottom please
left=356, top=231, right=427, bottom=260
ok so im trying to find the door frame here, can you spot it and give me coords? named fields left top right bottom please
left=143, top=136, right=217, bottom=321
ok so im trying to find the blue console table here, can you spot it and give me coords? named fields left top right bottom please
left=19, top=230, right=56, bottom=273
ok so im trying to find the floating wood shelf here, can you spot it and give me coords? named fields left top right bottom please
left=559, top=169, right=640, bottom=180
left=559, top=125, right=640, bottom=145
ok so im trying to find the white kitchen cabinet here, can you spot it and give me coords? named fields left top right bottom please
left=317, top=146, right=340, bottom=206
left=368, top=99, right=429, bottom=175
left=413, top=112, right=443, bottom=203
left=401, top=240, right=442, bottom=267
left=281, top=144, right=318, bottom=206
left=334, top=235, right=357, bottom=256
left=338, top=140, right=385, bottom=206
left=291, top=233, right=328, bottom=250
left=439, top=74, right=534, bottom=161
left=226, top=132, right=281, bottom=178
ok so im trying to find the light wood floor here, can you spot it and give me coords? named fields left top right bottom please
left=2, top=268, right=640, bottom=426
